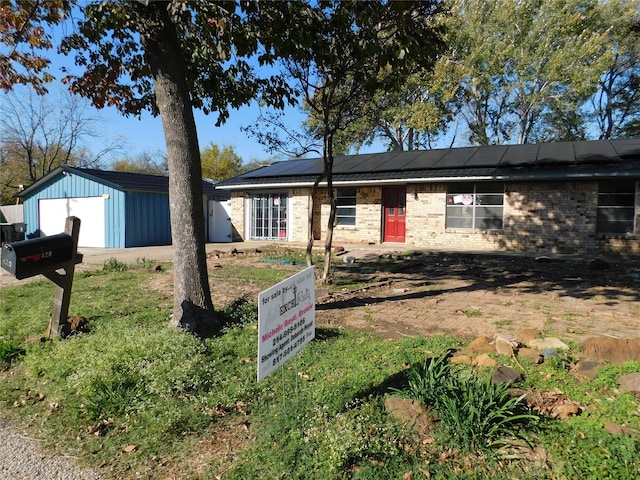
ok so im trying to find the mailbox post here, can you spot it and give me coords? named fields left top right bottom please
left=1, top=216, right=82, bottom=338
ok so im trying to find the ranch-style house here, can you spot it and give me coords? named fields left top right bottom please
left=216, top=138, right=640, bottom=257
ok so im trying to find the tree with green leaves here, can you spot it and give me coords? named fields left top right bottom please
left=256, top=1, right=444, bottom=282
left=200, top=143, right=243, bottom=181
left=590, top=0, right=640, bottom=139
left=1, top=0, right=292, bottom=332
left=439, top=0, right=613, bottom=145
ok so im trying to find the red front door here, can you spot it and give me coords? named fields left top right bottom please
left=383, top=187, right=406, bottom=243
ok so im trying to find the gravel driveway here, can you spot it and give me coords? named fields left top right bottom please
left=0, top=418, right=106, bottom=480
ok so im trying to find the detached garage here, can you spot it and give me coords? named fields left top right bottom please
left=19, top=166, right=229, bottom=248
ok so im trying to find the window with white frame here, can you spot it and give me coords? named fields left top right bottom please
left=336, top=187, right=356, bottom=226
left=446, top=183, right=504, bottom=230
left=249, top=193, right=288, bottom=240
left=597, top=180, right=637, bottom=234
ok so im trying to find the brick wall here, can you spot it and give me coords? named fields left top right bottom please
left=229, top=181, right=640, bottom=256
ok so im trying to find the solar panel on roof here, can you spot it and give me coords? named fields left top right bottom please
left=401, top=149, right=450, bottom=170
left=499, top=144, right=538, bottom=166
left=433, top=146, right=477, bottom=168
left=537, top=142, right=574, bottom=164
left=611, top=138, right=640, bottom=159
left=573, top=139, right=618, bottom=164
left=333, top=155, right=372, bottom=173
left=346, top=153, right=398, bottom=173
left=465, top=145, right=508, bottom=167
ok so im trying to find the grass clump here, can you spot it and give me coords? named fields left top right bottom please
left=102, top=257, right=128, bottom=273
left=0, top=337, right=23, bottom=369
left=395, top=353, right=538, bottom=453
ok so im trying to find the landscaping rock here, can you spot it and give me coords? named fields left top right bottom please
left=516, top=328, right=542, bottom=346
left=466, top=335, right=494, bottom=354
left=518, top=347, right=543, bottom=364
left=473, top=353, right=497, bottom=367
left=450, top=354, right=473, bottom=365
left=491, top=365, right=522, bottom=385
left=384, top=396, right=437, bottom=437
left=618, top=372, right=640, bottom=394
left=571, top=361, right=602, bottom=382
left=495, top=336, right=517, bottom=356
left=581, top=338, right=640, bottom=364
left=528, top=337, right=569, bottom=351
left=541, top=348, right=559, bottom=359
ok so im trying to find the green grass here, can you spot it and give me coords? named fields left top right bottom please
left=0, top=261, right=639, bottom=479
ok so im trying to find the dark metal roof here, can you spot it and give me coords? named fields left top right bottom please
left=19, top=166, right=223, bottom=197
left=216, top=138, right=640, bottom=189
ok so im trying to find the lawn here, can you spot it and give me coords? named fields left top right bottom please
left=0, top=254, right=638, bottom=479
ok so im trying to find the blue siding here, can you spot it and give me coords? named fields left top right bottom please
left=124, top=192, right=172, bottom=247
left=22, top=170, right=126, bottom=247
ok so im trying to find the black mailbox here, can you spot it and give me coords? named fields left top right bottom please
left=1, top=234, right=74, bottom=280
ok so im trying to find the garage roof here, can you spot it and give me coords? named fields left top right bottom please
left=19, top=166, right=222, bottom=197
left=216, top=138, right=640, bottom=189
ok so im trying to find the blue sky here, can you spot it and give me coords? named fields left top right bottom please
left=1, top=39, right=312, bottom=167
left=2, top=19, right=391, bottom=168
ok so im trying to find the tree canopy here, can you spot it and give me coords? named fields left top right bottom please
left=336, top=0, right=640, bottom=150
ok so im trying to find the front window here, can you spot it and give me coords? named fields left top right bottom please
left=446, top=183, right=504, bottom=230
left=336, top=187, right=356, bottom=226
left=250, top=193, right=288, bottom=240
left=597, top=180, right=636, bottom=234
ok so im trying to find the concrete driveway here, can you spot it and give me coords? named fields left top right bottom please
left=77, top=242, right=269, bottom=265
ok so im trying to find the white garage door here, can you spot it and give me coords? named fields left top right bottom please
left=38, top=197, right=106, bottom=247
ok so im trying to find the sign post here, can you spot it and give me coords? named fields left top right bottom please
left=257, top=266, right=316, bottom=382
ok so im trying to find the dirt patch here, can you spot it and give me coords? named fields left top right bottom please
left=316, top=252, right=640, bottom=343
left=144, top=249, right=640, bottom=344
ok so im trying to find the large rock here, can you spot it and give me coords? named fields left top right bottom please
left=528, top=337, right=569, bottom=351
left=571, top=361, right=602, bottom=382
left=517, top=328, right=542, bottom=346
left=581, top=338, right=640, bottom=365
left=518, top=347, right=543, bottom=364
left=466, top=336, right=495, bottom=354
left=495, top=336, right=516, bottom=356
left=618, top=372, right=640, bottom=394
left=473, top=353, right=497, bottom=367
left=491, top=366, right=523, bottom=385
left=384, top=396, right=437, bottom=437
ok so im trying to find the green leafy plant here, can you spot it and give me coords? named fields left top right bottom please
left=102, top=257, right=128, bottom=273
left=0, top=337, right=23, bottom=369
left=398, top=352, right=454, bottom=406
left=437, top=376, right=537, bottom=451
left=394, top=352, right=538, bottom=454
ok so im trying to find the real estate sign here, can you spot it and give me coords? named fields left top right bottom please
left=257, top=266, right=315, bottom=381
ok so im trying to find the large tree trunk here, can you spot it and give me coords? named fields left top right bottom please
left=141, top=4, right=218, bottom=333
